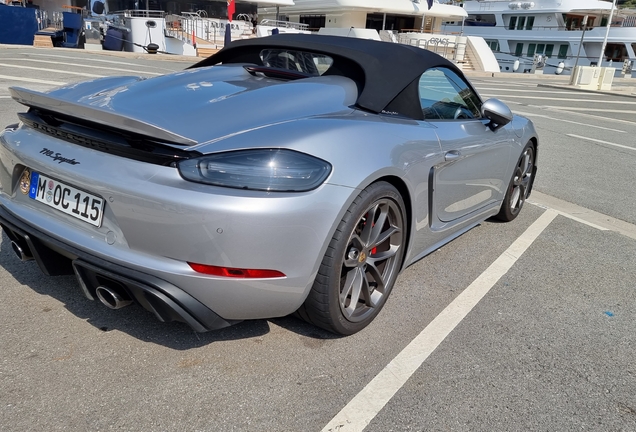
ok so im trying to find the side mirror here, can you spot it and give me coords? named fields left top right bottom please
left=481, top=98, right=513, bottom=131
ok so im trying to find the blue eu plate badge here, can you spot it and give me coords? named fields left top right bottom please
left=29, top=171, right=39, bottom=199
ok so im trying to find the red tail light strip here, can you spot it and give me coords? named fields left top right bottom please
left=188, top=262, right=285, bottom=279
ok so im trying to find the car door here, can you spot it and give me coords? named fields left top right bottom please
left=419, top=67, right=512, bottom=223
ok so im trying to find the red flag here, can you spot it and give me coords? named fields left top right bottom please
left=192, top=27, right=196, bottom=48
left=227, top=0, right=235, bottom=22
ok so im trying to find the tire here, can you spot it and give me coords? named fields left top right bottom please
left=495, top=142, right=535, bottom=222
left=297, top=182, right=407, bottom=335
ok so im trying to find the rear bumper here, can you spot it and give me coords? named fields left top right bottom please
left=0, top=125, right=356, bottom=323
left=0, top=205, right=237, bottom=332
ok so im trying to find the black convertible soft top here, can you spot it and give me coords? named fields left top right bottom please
left=190, top=34, right=464, bottom=119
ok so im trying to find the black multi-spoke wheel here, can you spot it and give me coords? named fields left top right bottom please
left=296, top=182, right=406, bottom=335
left=496, top=142, right=535, bottom=222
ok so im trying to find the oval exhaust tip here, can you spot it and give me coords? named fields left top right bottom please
left=96, top=285, right=133, bottom=310
left=11, top=241, right=33, bottom=262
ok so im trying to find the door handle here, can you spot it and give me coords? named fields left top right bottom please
left=444, top=150, right=461, bottom=161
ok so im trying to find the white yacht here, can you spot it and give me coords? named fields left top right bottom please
left=0, top=0, right=291, bottom=55
left=2, top=0, right=498, bottom=69
left=258, top=0, right=501, bottom=72
left=441, top=0, right=636, bottom=75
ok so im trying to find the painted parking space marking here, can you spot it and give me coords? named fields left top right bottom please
left=1, top=58, right=162, bottom=76
left=474, top=81, right=527, bottom=87
left=512, top=111, right=626, bottom=133
left=499, top=102, right=636, bottom=127
left=541, top=106, right=636, bottom=114
left=322, top=209, right=559, bottom=432
left=480, top=94, right=636, bottom=105
left=0, top=74, right=66, bottom=86
left=538, top=106, right=636, bottom=126
left=0, top=64, right=105, bottom=78
left=528, top=191, right=636, bottom=240
left=28, top=53, right=150, bottom=66
left=567, top=134, right=636, bottom=152
left=477, top=88, right=593, bottom=95
left=28, top=53, right=181, bottom=71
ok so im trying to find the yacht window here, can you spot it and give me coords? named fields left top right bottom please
left=516, top=16, right=526, bottom=30
left=536, top=44, right=545, bottom=54
left=300, top=15, right=326, bottom=30
left=486, top=40, right=500, bottom=52
left=545, top=44, right=555, bottom=58
left=418, top=68, right=481, bottom=120
left=558, top=44, right=569, bottom=59
left=527, top=44, right=536, bottom=56
left=508, top=16, right=517, bottom=30
left=565, top=14, right=588, bottom=31
left=526, top=16, right=535, bottom=30
left=515, top=43, right=524, bottom=57
left=467, top=14, right=497, bottom=25
left=605, top=43, right=628, bottom=62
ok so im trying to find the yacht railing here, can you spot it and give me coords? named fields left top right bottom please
left=113, top=9, right=166, bottom=18
left=36, top=10, right=64, bottom=31
left=259, top=19, right=309, bottom=31
left=165, top=13, right=253, bottom=46
left=377, top=30, right=468, bottom=63
left=397, top=33, right=467, bottom=62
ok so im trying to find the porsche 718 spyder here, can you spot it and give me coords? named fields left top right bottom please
left=0, top=34, right=538, bottom=335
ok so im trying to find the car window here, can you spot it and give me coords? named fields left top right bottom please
left=418, top=67, right=482, bottom=120
left=259, top=49, right=333, bottom=76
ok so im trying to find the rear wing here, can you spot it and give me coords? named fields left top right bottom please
left=10, top=87, right=197, bottom=146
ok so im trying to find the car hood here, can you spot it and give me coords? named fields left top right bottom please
left=37, top=65, right=358, bottom=146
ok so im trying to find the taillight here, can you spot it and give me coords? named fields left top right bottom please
left=188, top=262, right=285, bottom=279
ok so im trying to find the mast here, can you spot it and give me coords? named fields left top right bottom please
left=597, top=0, right=617, bottom=67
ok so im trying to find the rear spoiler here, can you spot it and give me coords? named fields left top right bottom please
left=9, top=87, right=198, bottom=146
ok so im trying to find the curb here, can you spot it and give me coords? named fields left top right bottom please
left=536, top=83, right=636, bottom=99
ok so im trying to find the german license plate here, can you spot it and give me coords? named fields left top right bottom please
left=28, top=171, right=105, bottom=227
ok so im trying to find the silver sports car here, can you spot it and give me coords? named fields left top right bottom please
left=0, top=34, right=537, bottom=335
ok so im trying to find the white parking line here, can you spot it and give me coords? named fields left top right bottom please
left=500, top=102, right=636, bottom=127
left=322, top=209, right=559, bottom=432
left=474, top=81, right=528, bottom=87
left=477, top=88, right=589, bottom=95
left=542, top=106, right=635, bottom=114
left=567, top=134, right=636, bottom=152
left=0, top=64, right=105, bottom=78
left=528, top=191, right=636, bottom=240
left=480, top=94, right=636, bottom=105
left=0, top=74, right=66, bottom=86
left=1, top=58, right=162, bottom=76
left=512, top=111, right=625, bottom=133
left=28, top=53, right=179, bottom=71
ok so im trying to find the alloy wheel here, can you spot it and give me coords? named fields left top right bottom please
left=339, top=198, right=404, bottom=323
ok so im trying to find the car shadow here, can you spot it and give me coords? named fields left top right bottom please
left=0, top=232, right=339, bottom=348
left=269, top=316, right=342, bottom=341
left=486, top=216, right=506, bottom=224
